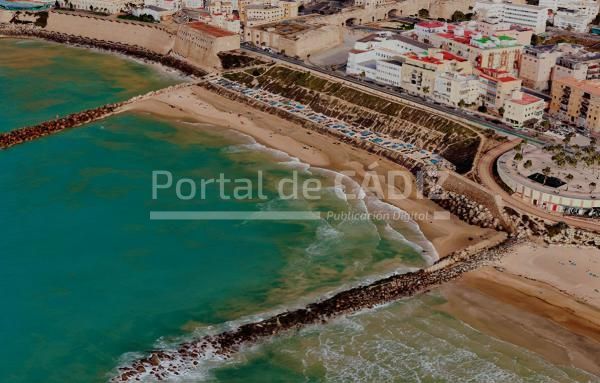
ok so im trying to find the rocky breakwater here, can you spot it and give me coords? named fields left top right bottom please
left=0, top=24, right=206, bottom=77
left=113, top=237, right=518, bottom=382
left=504, top=207, right=600, bottom=248
left=0, top=103, right=121, bottom=149
left=423, top=170, right=505, bottom=231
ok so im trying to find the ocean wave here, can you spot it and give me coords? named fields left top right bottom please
left=221, top=131, right=311, bottom=174
left=305, top=221, right=345, bottom=256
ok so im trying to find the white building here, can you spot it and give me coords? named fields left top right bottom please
left=132, top=5, right=175, bottom=20
left=210, top=12, right=241, bottom=33
left=58, top=0, right=140, bottom=13
left=502, top=90, right=546, bottom=128
left=554, top=8, right=592, bottom=31
left=541, top=0, right=599, bottom=31
left=474, top=0, right=549, bottom=33
left=433, top=72, right=482, bottom=106
left=183, top=0, right=203, bottom=7
left=540, top=0, right=599, bottom=18
left=144, top=0, right=180, bottom=11
left=347, top=32, right=432, bottom=77
left=375, top=59, right=404, bottom=86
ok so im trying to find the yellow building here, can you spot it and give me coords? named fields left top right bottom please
left=400, top=49, right=473, bottom=97
left=550, top=77, right=600, bottom=136
left=245, top=4, right=285, bottom=26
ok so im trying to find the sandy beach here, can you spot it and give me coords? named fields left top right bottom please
left=121, top=84, right=502, bottom=258
left=443, top=243, right=600, bottom=375
left=120, top=84, right=600, bottom=377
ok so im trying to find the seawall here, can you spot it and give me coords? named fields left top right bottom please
left=46, top=10, right=174, bottom=54
left=0, top=24, right=206, bottom=76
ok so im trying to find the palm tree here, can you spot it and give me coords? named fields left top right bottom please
left=514, top=152, right=523, bottom=162
left=524, top=159, right=533, bottom=169
left=590, top=182, right=597, bottom=194
left=565, top=173, right=574, bottom=191
left=542, top=166, right=552, bottom=185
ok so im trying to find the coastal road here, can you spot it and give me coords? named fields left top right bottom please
left=241, top=45, right=546, bottom=146
left=477, top=140, right=600, bottom=233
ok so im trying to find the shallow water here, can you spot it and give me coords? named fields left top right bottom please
left=1, top=38, right=597, bottom=383
left=0, top=108, right=432, bottom=382
left=0, top=37, right=178, bottom=132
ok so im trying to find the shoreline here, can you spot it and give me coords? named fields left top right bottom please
left=0, top=25, right=206, bottom=77
left=113, top=237, right=519, bottom=382
left=122, top=84, right=502, bottom=259
left=122, top=85, right=600, bottom=379
left=442, top=242, right=600, bottom=376
left=0, top=34, right=191, bottom=84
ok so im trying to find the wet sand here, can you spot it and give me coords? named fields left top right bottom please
left=121, top=84, right=501, bottom=258
left=122, top=84, right=600, bottom=377
left=443, top=243, right=600, bottom=376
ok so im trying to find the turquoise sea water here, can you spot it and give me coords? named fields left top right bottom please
left=0, top=38, right=177, bottom=132
left=1, top=38, right=598, bottom=383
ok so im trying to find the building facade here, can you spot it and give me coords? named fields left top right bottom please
left=174, top=21, right=241, bottom=69
left=502, top=90, right=546, bottom=128
left=478, top=67, right=522, bottom=110
left=549, top=77, right=600, bottom=136
left=473, top=0, right=549, bottom=33
left=433, top=71, right=482, bottom=106
left=518, top=44, right=585, bottom=91
left=430, top=28, right=523, bottom=75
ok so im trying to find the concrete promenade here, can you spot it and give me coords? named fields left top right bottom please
left=477, top=140, right=600, bottom=233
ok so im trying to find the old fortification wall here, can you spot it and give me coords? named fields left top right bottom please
left=44, top=11, right=175, bottom=54
left=429, top=0, right=475, bottom=19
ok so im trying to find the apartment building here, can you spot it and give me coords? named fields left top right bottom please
left=502, top=91, right=546, bottom=128
left=243, top=0, right=298, bottom=27
left=553, top=51, right=600, bottom=82
left=550, top=77, right=600, bottom=135
left=540, top=0, right=599, bottom=18
left=554, top=8, right=592, bottom=32
left=478, top=67, right=522, bottom=109
left=433, top=71, right=482, bottom=106
left=428, top=26, right=523, bottom=75
left=473, top=0, right=549, bottom=33
left=518, top=44, right=584, bottom=90
left=399, top=49, right=473, bottom=97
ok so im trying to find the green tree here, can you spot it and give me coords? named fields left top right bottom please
left=418, top=8, right=429, bottom=18
left=565, top=173, right=574, bottom=190
left=589, top=182, right=597, bottom=194
left=514, top=152, right=523, bottom=162
left=531, top=34, right=543, bottom=46
left=524, top=159, right=533, bottom=169
left=498, top=106, right=505, bottom=116
left=451, top=11, right=467, bottom=22
left=542, top=166, right=552, bottom=185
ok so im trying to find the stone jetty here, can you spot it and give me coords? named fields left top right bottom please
left=0, top=25, right=206, bottom=77
left=0, top=103, right=122, bottom=149
left=113, top=237, right=519, bottom=382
